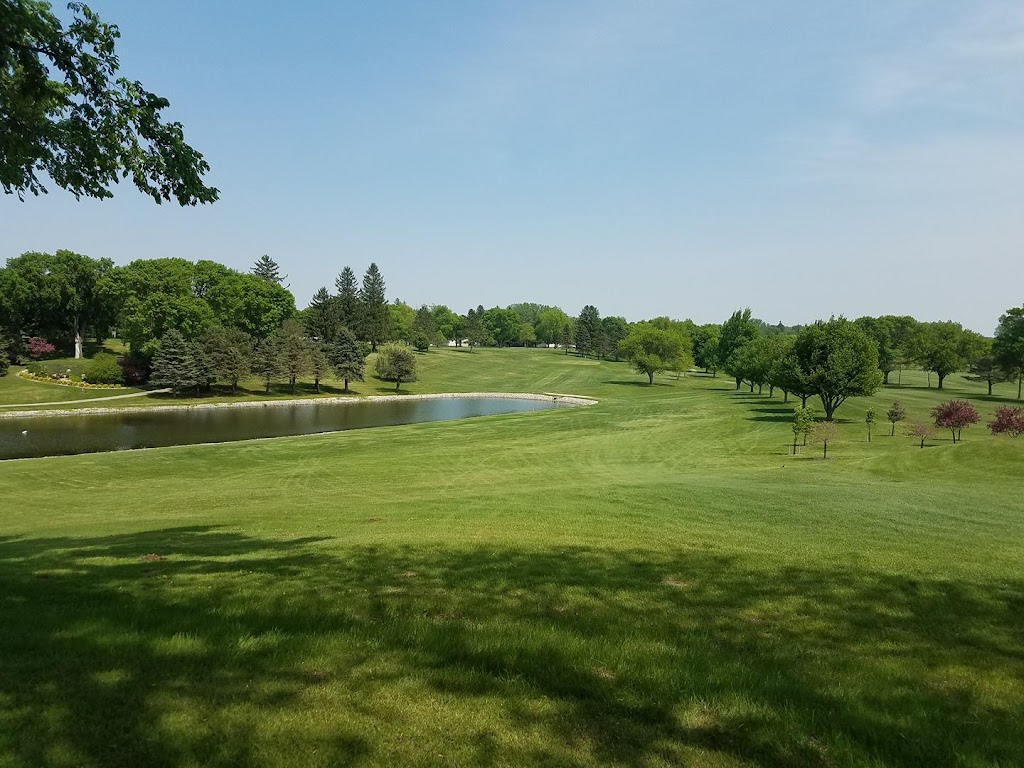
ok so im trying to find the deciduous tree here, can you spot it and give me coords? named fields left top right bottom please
left=718, top=308, right=759, bottom=389
left=931, top=400, right=980, bottom=443
left=1, top=0, right=217, bottom=204
left=993, top=306, right=1024, bottom=400
left=886, top=400, right=906, bottom=436
left=374, top=342, right=417, bottom=390
left=906, top=421, right=934, bottom=448
left=808, top=420, right=839, bottom=459
left=618, top=325, right=689, bottom=385
left=792, top=318, right=882, bottom=420
left=989, top=406, right=1024, bottom=437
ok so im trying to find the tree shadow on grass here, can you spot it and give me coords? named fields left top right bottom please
left=601, top=380, right=673, bottom=388
left=1, top=528, right=1021, bottom=767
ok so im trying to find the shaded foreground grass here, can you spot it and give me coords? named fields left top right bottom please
left=1, top=349, right=1023, bottom=767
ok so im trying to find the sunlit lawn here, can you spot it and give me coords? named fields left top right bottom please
left=1, top=348, right=1022, bottom=767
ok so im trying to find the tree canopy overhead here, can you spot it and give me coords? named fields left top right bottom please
left=1, top=0, right=218, bottom=204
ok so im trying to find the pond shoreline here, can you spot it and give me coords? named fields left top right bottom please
left=0, top=392, right=597, bottom=420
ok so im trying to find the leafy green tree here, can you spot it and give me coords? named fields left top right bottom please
left=535, top=308, right=572, bottom=346
left=431, top=305, right=462, bottom=345
left=251, top=255, right=286, bottom=285
left=559, top=322, right=574, bottom=355
left=692, top=324, right=721, bottom=374
left=792, top=407, right=814, bottom=453
left=617, top=325, right=689, bottom=385
left=865, top=407, right=876, bottom=442
left=328, top=328, right=364, bottom=392
left=150, top=329, right=199, bottom=396
left=792, top=318, right=883, bottom=420
left=919, top=322, right=979, bottom=389
left=887, top=400, right=906, bottom=436
left=334, top=267, right=360, bottom=330
left=855, top=316, right=898, bottom=384
left=1, top=250, right=117, bottom=358
left=482, top=308, right=523, bottom=347
left=601, top=316, right=630, bottom=360
left=766, top=334, right=799, bottom=402
left=993, top=306, right=1024, bottom=400
left=359, top=263, right=389, bottom=350
left=412, top=305, right=437, bottom=347
left=1, top=0, right=217, bottom=204
left=374, top=342, right=417, bottom=390
left=388, top=301, right=416, bottom=343
left=718, top=308, right=759, bottom=389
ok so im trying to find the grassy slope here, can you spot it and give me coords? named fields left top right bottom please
left=1, top=348, right=1022, bottom=768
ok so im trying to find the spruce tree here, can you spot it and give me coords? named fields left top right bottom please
left=309, top=340, right=331, bottom=394
left=306, top=287, right=340, bottom=342
left=252, top=254, right=286, bottom=284
left=334, top=266, right=361, bottom=331
left=359, top=263, right=389, bottom=350
left=150, top=329, right=199, bottom=396
left=328, top=328, right=365, bottom=393
left=252, top=336, right=281, bottom=394
left=276, top=319, right=310, bottom=394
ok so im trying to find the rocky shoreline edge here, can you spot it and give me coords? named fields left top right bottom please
left=0, top=391, right=598, bottom=420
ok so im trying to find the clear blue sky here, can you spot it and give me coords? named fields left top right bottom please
left=6, top=1, right=1023, bottom=333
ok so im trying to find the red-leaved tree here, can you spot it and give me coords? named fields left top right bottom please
left=906, top=422, right=934, bottom=448
left=27, top=337, right=56, bottom=359
left=989, top=406, right=1024, bottom=437
left=931, top=400, right=980, bottom=443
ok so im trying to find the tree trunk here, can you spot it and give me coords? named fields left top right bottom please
left=823, top=442, right=828, bottom=459
left=783, top=390, right=789, bottom=403
left=648, top=372, right=654, bottom=385
left=937, top=373, right=945, bottom=390
left=748, top=382, right=754, bottom=393
left=757, top=383, right=763, bottom=395
left=920, top=437, right=925, bottom=448
left=988, top=380, right=993, bottom=396
left=883, top=370, right=890, bottom=385
left=395, top=379, right=401, bottom=391
left=735, top=378, right=741, bottom=390
left=1018, top=373, right=1022, bottom=400
left=800, top=394, right=809, bottom=408
left=867, top=427, right=871, bottom=443
left=792, top=437, right=797, bottom=455
left=344, top=378, right=349, bottom=393
left=950, top=428, right=956, bottom=443
left=290, top=376, right=296, bottom=394
left=74, top=318, right=84, bottom=360
left=315, top=378, right=320, bottom=393
left=890, top=422, right=895, bottom=436
left=231, top=380, right=237, bottom=395
left=265, top=380, right=271, bottom=394
left=768, top=384, right=774, bottom=397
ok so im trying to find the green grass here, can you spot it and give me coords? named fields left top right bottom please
left=1, top=349, right=1022, bottom=767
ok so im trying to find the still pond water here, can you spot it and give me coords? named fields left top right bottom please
left=0, top=397, right=569, bottom=461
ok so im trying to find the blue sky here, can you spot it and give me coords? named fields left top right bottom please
left=6, top=1, right=1023, bottom=333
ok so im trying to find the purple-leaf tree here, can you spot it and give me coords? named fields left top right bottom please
left=989, top=406, right=1024, bottom=437
left=27, top=337, right=56, bottom=359
left=931, top=400, right=980, bottom=444
left=906, top=422, right=935, bottom=449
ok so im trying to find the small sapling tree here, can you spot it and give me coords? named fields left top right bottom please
left=887, top=400, right=906, bottom=436
left=906, top=422, right=934, bottom=448
left=989, top=406, right=1024, bottom=437
left=792, top=407, right=814, bottom=454
left=809, top=421, right=840, bottom=459
left=865, top=407, right=876, bottom=442
left=931, top=400, right=980, bottom=443
left=375, top=343, right=417, bottom=391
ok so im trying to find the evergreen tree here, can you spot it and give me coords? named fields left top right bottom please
left=150, top=329, right=199, bottom=396
left=334, top=266, right=361, bottom=330
left=191, top=340, right=215, bottom=395
left=218, top=328, right=254, bottom=395
left=276, top=319, right=310, bottom=393
left=252, top=336, right=281, bottom=394
left=560, top=322, right=574, bottom=355
left=576, top=305, right=602, bottom=358
left=328, top=328, right=365, bottom=393
left=306, top=287, right=341, bottom=342
left=308, top=340, right=331, bottom=394
left=463, top=308, right=484, bottom=352
left=575, top=323, right=592, bottom=357
left=359, top=263, right=389, bottom=350
left=251, top=254, right=286, bottom=285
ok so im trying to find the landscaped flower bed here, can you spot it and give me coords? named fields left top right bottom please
left=17, top=370, right=127, bottom=389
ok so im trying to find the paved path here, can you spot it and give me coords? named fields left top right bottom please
left=0, top=388, right=171, bottom=409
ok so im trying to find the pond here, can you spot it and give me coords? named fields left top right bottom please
left=0, top=396, right=575, bottom=461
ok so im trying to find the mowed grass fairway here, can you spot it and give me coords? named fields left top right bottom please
left=1, top=348, right=1022, bottom=768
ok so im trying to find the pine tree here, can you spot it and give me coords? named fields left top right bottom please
left=464, top=308, right=484, bottom=351
left=334, top=266, right=361, bottom=331
left=577, top=305, right=602, bottom=358
left=359, top=263, right=389, bottom=350
left=276, top=319, right=310, bottom=393
left=252, top=254, right=287, bottom=285
left=328, top=328, right=365, bottom=393
left=306, top=287, right=341, bottom=342
left=252, top=336, right=281, bottom=394
left=150, top=329, right=199, bottom=396
left=308, top=340, right=331, bottom=394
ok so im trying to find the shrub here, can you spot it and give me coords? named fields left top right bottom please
left=119, top=356, right=149, bottom=386
left=0, top=356, right=7, bottom=377
left=85, top=353, right=124, bottom=384
left=26, top=361, right=43, bottom=375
